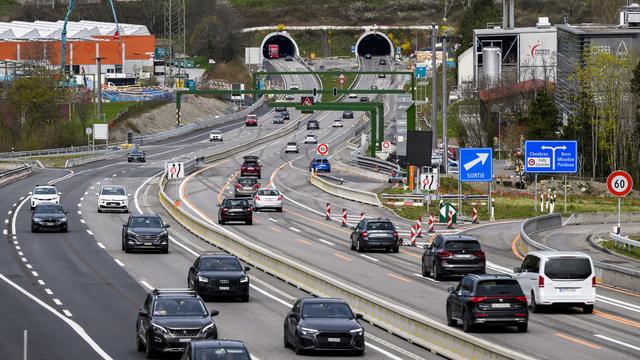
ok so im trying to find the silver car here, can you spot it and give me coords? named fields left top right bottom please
left=253, top=188, right=283, bottom=212
left=234, top=177, right=260, bottom=197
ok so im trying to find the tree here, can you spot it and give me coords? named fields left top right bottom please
left=522, top=91, right=559, bottom=139
left=455, top=0, right=500, bottom=55
left=188, top=1, right=242, bottom=62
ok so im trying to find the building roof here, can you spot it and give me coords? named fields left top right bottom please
left=556, top=23, right=640, bottom=35
left=475, top=26, right=557, bottom=36
left=0, top=20, right=150, bottom=40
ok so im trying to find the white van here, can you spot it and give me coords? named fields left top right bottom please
left=513, top=251, right=596, bottom=313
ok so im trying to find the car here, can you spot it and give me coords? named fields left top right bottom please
left=234, top=177, right=260, bottom=197
left=245, top=114, right=258, bottom=126
left=421, top=234, right=486, bottom=280
left=136, top=289, right=219, bottom=357
left=350, top=218, right=400, bottom=253
left=359, top=96, right=369, bottom=102
left=275, top=106, right=286, bottom=112
left=378, top=73, right=386, bottom=78
left=30, top=185, right=60, bottom=209
left=31, top=204, right=68, bottom=232
left=285, top=141, right=299, bottom=153
left=218, top=198, right=252, bottom=225
left=209, top=130, right=223, bottom=141
left=283, top=297, right=365, bottom=355
left=181, top=339, right=252, bottom=360
left=348, top=93, right=358, bottom=99
left=370, top=85, right=378, bottom=90
left=306, top=119, right=320, bottom=130
left=285, top=94, right=295, bottom=101
left=253, top=188, right=284, bottom=212
left=342, top=111, right=354, bottom=119
left=187, top=253, right=250, bottom=302
left=379, top=59, right=387, bottom=65
left=332, top=119, right=344, bottom=127
left=273, top=114, right=284, bottom=124
left=446, top=274, right=529, bottom=333
left=281, top=110, right=290, bottom=120
left=285, top=55, right=293, bottom=61
left=513, top=251, right=596, bottom=314
left=304, top=134, right=317, bottom=144
left=240, top=158, right=261, bottom=178
left=121, top=214, right=170, bottom=253
left=128, top=147, right=146, bottom=162
left=290, top=83, right=299, bottom=90
left=309, top=157, right=331, bottom=173
left=97, top=185, right=129, bottom=213
left=364, top=53, right=372, bottom=59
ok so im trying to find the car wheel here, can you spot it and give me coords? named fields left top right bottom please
left=350, top=238, right=356, bottom=251
left=31, top=225, right=38, bottom=233
left=136, top=332, right=144, bottom=352
left=353, top=348, right=364, bottom=356
left=62, top=226, right=68, bottom=233
left=283, top=329, right=292, bottom=349
left=124, top=243, right=131, bottom=254
left=529, top=291, right=541, bottom=313
left=121, top=240, right=125, bottom=251
left=446, top=304, right=456, bottom=326
left=128, top=159, right=131, bottom=163
left=356, top=238, right=363, bottom=253
left=294, top=333, right=304, bottom=355
left=161, top=246, right=168, bottom=254
left=421, top=261, right=428, bottom=277
left=462, top=308, right=473, bottom=333
left=145, top=334, right=156, bottom=358
left=583, top=304, right=594, bottom=314
left=98, top=208, right=102, bottom=213
left=246, top=219, right=253, bottom=225
left=517, top=322, right=528, bottom=333
left=277, top=207, right=283, bottom=212
left=240, top=293, right=249, bottom=302
left=392, top=246, right=399, bottom=253
left=218, top=218, right=224, bottom=225
left=432, top=261, right=441, bottom=281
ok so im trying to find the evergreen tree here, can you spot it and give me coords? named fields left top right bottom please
left=523, top=91, right=559, bottom=140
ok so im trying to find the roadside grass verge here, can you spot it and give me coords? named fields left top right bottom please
left=317, top=69, right=357, bottom=102
left=26, top=154, right=90, bottom=168
left=601, top=240, right=640, bottom=261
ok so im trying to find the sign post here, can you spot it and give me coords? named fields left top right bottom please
left=607, top=170, right=633, bottom=234
left=525, top=140, right=578, bottom=211
left=459, top=148, right=493, bottom=220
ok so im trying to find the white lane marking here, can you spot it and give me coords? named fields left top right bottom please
left=250, top=284, right=292, bottom=307
left=77, top=211, right=82, bottom=215
left=140, top=280, right=154, bottom=291
left=97, top=242, right=106, bottom=249
left=360, top=254, right=379, bottom=262
left=37, top=280, right=45, bottom=286
left=367, top=343, right=406, bottom=360
left=84, top=192, right=88, bottom=195
left=63, top=309, right=73, bottom=317
left=413, top=273, right=439, bottom=283
left=289, top=226, right=301, bottom=233
left=0, top=272, right=112, bottom=359
left=53, top=298, right=62, bottom=306
left=8, top=210, right=12, bottom=215
left=86, top=229, right=94, bottom=236
left=45, top=288, right=53, bottom=295
left=597, top=298, right=640, bottom=313
left=77, top=203, right=81, bottom=207
left=594, top=334, right=640, bottom=352
left=21, top=257, right=27, bottom=262
left=80, top=197, right=84, bottom=201
left=80, top=219, right=85, bottom=224
left=12, top=203, right=16, bottom=207
left=269, top=217, right=278, bottom=223
left=15, top=245, right=20, bottom=250
left=318, top=238, right=335, bottom=246
left=90, top=186, right=94, bottom=190
left=2, top=229, right=6, bottom=235
left=97, top=182, right=100, bottom=185
left=597, top=295, right=640, bottom=313
left=26, top=264, right=33, bottom=269
left=114, top=259, right=125, bottom=267
left=134, top=171, right=164, bottom=214
left=18, top=251, right=23, bottom=256
left=31, top=271, right=39, bottom=277
left=4, top=219, right=8, bottom=224
left=19, top=197, right=24, bottom=200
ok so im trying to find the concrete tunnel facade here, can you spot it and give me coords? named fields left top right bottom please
left=355, top=31, right=394, bottom=57
left=260, top=31, right=300, bottom=58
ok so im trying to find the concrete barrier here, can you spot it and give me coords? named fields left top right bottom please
left=0, top=165, right=32, bottom=187
left=309, top=172, right=383, bottom=207
left=564, top=212, right=640, bottom=225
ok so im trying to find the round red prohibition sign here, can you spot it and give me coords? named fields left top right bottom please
left=382, top=140, right=391, bottom=150
left=169, top=166, right=177, bottom=174
left=528, top=158, right=535, bottom=166
left=607, top=170, right=633, bottom=197
left=317, top=143, right=329, bottom=155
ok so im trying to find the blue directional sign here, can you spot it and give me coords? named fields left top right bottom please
left=415, top=64, right=427, bottom=78
left=396, top=46, right=402, bottom=55
left=459, top=148, right=493, bottom=182
left=351, top=45, right=356, bottom=54
left=524, top=140, right=577, bottom=173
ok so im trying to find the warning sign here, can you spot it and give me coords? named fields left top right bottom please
left=300, top=96, right=314, bottom=114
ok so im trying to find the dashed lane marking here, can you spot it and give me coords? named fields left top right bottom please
left=387, top=273, right=411, bottom=283
left=53, top=298, right=62, bottom=306
left=86, top=230, right=93, bottom=236
left=555, top=332, right=601, bottom=350
left=63, top=309, right=73, bottom=317
left=318, top=238, right=335, bottom=246
left=97, top=242, right=106, bottom=249
left=114, top=259, right=125, bottom=267
left=360, top=254, right=379, bottom=262
left=45, top=288, right=53, bottom=295
left=413, top=273, right=439, bottom=283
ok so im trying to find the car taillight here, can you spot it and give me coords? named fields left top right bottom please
left=470, top=296, right=488, bottom=303
left=393, top=231, right=399, bottom=239
left=538, top=275, right=545, bottom=288
left=515, top=296, right=528, bottom=303
left=254, top=184, right=260, bottom=189
left=473, top=250, right=485, bottom=259
left=362, top=231, right=368, bottom=238
left=254, top=195, right=261, bottom=201
left=592, top=276, right=597, bottom=287
left=235, top=184, right=242, bottom=189
left=277, top=195, right=283, bottom=201
left=438, top=251, right=453, bottom=258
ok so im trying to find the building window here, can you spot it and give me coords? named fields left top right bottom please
left=115, top=65, right=123, bottom=73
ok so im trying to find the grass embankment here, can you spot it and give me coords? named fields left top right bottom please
left=205, top=58, right=252, bottom=88
left=601, top=240, right=640, bottom=261
left=26, top=154, right=90, bottom=168
left=318, top=69, right=357, bottom=102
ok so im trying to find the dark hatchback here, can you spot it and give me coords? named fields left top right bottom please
left=350, top=218, right=400, bottom=253
left=188, top=253, right=250, bottom=302
left=281, top=110, right=290, bottom=120
left=218, top=198, right=252, bottom=225
left=284, top=297, right=365, bottom=355
left=122, top=214, right=170, bottom=253
left=181, top=339, right=251, bottom=360
left=446, top=274, right=529, bottom=333
left=342, top=111, right=354, bottom=119
left=307, top=119, right=320, bottom=130
left=136, top=289, right=219, bottom=358
left=421, top=234, right=486, bottom=280
left=31, top=204, right=68, bottom=232
left=128, top=148, right=146, bottom=162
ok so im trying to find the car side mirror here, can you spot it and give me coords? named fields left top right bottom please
left=355, top=313, right=364, bottom=320
left=210, top=310, right=219, bottom=317
left=96, top=193, right=100, bottom=196
left=513, top=267, right=521, bottom=273
left=244, top=266, right=250, bottom=272
left=122, top=224, right=128, bottom=228
left=164, top=224, right=171, bottom=228
left=447, top=287, right=455, bottom=293
left=127, top=194, right=132, bottom=197
left=138, top=309, right=148, bottom=317
left=64, top=211, right=69, bottom=214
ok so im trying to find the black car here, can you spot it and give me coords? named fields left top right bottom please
left=379, top=59, right=387, bottom=65
left=128, top=148, right=146, bottom=162
left=364, top=53, right=372, bottom=59
left=218, top=198, right=252, bottom=225
left=350, top=218, right=400, bottom=253
left=281, top=110, right=290, bottom=120
left=421, top=234, right=486, bottom=280
left=181, top=339, right=251, bottom=360
left=306, top=119, right=320, bottom=130
left=275, top=106, right=286, bottom=112
left=31, top=204, right=68, bottom=232
left=122, top=214, right=170, bottom=253
left=359, top=96, right=369, bottom=102
left=136, top=289, right=219, bottom=358
left=446, top=274, right=529, bottom=333
left=284, top=297, right=365, bottom=355
left=342, top=111, right=354, bottom=119
left=188, top=253, right=250, bottom=302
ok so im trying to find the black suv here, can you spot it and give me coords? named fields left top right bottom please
left=218, top=198, right=252, bottom=225
left=128, top=148, right=146, bottom=162
left=284, top=297, right=365, bottom=355
left=188, top=253, right=250, bottom=302
left=342, top=111, right=354, bottom=119
left=181, top=339, right=251, bottom=360
left=306, top=119, right=320, bottom=130
left=446, top=274, right=528, bottom=333
left=350, top=218, right=400, bottom=253
left=421, top=234, right=486, bottom=280
left=136, top=289, right=219, bottom=358
left=122, top=214, right=170, bottom=253
left=281, top=110, right=290, bottom=120
left=31, top=204, right=68, bottom=232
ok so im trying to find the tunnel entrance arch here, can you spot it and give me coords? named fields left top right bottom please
left=355, top=31, right=393, bottom=57
left=260, top=32, right=300, bottom=59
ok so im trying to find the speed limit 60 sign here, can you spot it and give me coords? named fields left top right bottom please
left=607, top=170, right=633, bottom=197
left=317, top=143, right=329, bottom=156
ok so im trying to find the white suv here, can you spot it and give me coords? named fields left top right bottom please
left=209, top=130, right=223, bottom=141
left=30, top=185, right=60, bottom=209
left=97, top=185, right=129, bottom=213
left=513, top=251, right=596, bottom=313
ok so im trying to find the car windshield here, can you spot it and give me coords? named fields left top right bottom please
left=101, top=187, right=125, bottom=196
left=200, top=257, right=242, bottom=271
left=314, top=159, right=328, bottom=164
left=258, top=189, right=280, bottom=196
left=34, top=187, right=56, bottom=195
left=211, top=130, right=221, bottom=134
left=194, top=347, right=250, bottom=360
left=287, top=142, right=297, bottom=146
left=476, top=280, right=523, bottom=296
left=225, top=199, right=249, bottom=207
left=544, top=258, right=592, bottom=280
left=35, top=205, right=64, bottom=214
left=302, top=302, right=353, bottom=319
left=366, top=221, right=394, bottom=230
left=445, top=240, right=481, bottom=251
left=238, top=178, right=257, bottom=186
left=243, top=162, right=258, bottom=167
left=152, top=298, right=207, bottom=317
left=130, top=216, right=163, bottom=228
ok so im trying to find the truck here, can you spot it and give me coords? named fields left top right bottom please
left=268, top=44, right=279, bottom=59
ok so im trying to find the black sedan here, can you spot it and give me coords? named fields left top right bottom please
left=128, top=148, right=146, bottom=162
left=281, top=110, right=290, bottom=120
left=188, top=253, right=250, bottom=302
left=359, top=96, right=369, bottom=102
left=218, top=198, right=252, bottom=225
left=181, top=340, right=251, bottom=360
left=342, top=111, right=354, bottom=119
left=31, top=204, right=68, bottom=232
left=284, top=297, right=365, bottom=355
left=122, top=214, right=170, bottom=253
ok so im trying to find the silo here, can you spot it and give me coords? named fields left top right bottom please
left=482, top=47, right=502, bottom=88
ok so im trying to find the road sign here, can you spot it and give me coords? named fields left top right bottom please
left=85, top=127, right=92, bottom=135
left=459, top=148, right=493, bottom=182
left=415, top=64, right=427, bottom=78
left=524, top=140, right=577, bottom=173
left=300, top=96, right=314, bottom=114
left=351, top=45, right=356, bottom=54
left=339, top=74, right=345, bottom=85
left=93, top=124, right=108, bottom=140
left=607, top=170, right=633, bottom=197
left=439, top=202, right=457, bottom=223
left=420, top=168, right=439, bottom=191
left=317, top=143, right=329, bottom=156
left=382, top=140, right=391, bottom=150
left=165, top=162, right=185, bottom=179
left=396, top=46, right=401, bottom=55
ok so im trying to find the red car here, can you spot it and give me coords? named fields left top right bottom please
left=245, top=114, right=258, bottom=126
left=240, top=156, right=262, bottom=178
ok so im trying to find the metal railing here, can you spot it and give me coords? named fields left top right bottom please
left=309, top=172, right=383, bottom=207
left=609, top=233, right=640, bottom=255
left=64, top=149, right=129, bottom=168
left=0, top=165, right=33, bottom=186
left=382, top=193, right=489, bottom=202
left=351, top=153, right=403, bottom=176
left=0, top=144, right=109, bottom=159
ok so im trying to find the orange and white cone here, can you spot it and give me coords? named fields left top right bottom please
left=325, top=203, right=331, bottom=221
left=410, top=224, right=417, bottom=246
left=472, top=207, right=479, bottom=224
left=341, top=208, right=347, bottom=227
left=447, top=212, right=454, bottom=229
left=428, top=213, right=435, bottom=233
left=416, top=216, right=423, bottom=238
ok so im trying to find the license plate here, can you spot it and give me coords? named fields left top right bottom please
left=219, top=286, right=229, bottom=291
left=230, top=209, right=242, bottom=212
left=327, top=338, right=341, bottom=343
left=179, top=338, right=191, bottom=343
left=558, top=288, right=576, bottom=293
left=455, top=254, right=472, bottom=259
left=491, top=303, right=511, bottom=308
left=144, top=242, right=152, bottom=246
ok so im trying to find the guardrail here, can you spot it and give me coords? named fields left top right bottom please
left=351, top=154, right=403, bottom=176
left=158, top=176, right=533, bottom=360
left=0, top=144, right=109, bottom=159
left=0, top=165, right=33, bottom=186
left=381, top=193, right=489, bottom=202
left=610, top=233, right=640, bottom=254
left=64, top=149, right=129, bottom=168
left=309, top=172, right=383, bottom=207
left=519, top=214, right=640, bottom=292
left=564, top=212, right=640, bottom=225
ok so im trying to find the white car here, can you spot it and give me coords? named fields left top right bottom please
left=290, top=83, right=299, bottom=90
left=332, top=119, right=344, bottom=127
left=253, top=188, right=283, bottom=212
left=304, top=134, right=317, bottom=144
left=285, top=141, right=299, bottom=153
left=30, top=185, right=60, bottom=209
left=513, top=251, right=596, bottom=313
left=285, top=94, right=295, bottom=100
left=348, top=93, right=358, bottom=99
left=96, top=185, right=129, bottom=213
left=209, top=130, right=223, bottom=141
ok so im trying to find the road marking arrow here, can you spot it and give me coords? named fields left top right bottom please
left=463, top=153, right=490, bottom=171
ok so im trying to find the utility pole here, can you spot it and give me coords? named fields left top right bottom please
left=442, top=32, right=448, bottom=174
left=430, top=23, right=438, bottom=148
left=96, top=57, right=104, bottom=123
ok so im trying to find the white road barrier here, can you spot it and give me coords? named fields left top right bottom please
left=309, top=172, right=383, bottom=207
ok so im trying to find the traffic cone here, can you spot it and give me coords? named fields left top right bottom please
left=416, top=216, right=423, bottom=238
left=447, top=212, right=454, bottom=229
left=410, top=225, right=417, bottom=246
left=428, top=213, right=435, bottom=233
left=341, top=208, right=347, bottom=227
left=472, top=207, right=479, bottom=224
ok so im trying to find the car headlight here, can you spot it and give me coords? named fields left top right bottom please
left=239, top=276, right=249, bottom=283
left=60, top=217, right=67, bottom=222
left=198, top=276, right=209, bottom=283
left=33, top=218, right=44, bottom=223
left=127, top=230, right=137, bottom=238
left=300, top=327, right=318, bottom=336
left=151, top=323, right=168, bottom=334
left=201, top=323, right=216, bottom=333
left=158, top=230, right=168, bottom=237
left=350, top=328, right=363, bottom=335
